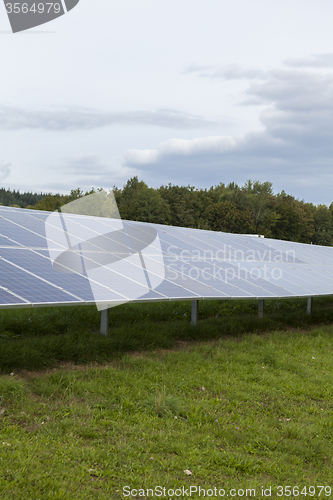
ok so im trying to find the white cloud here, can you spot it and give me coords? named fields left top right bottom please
left=0, top=161, right=11, bottom=180
left=284, top=53, right=333, bottom=68
left=184, top=63, right=265, bottom=80
left=123, top=58, right=333, bottom=204
left=0, top=106, right=218, bottom=131
left=125, top=136, right=242, bottom=165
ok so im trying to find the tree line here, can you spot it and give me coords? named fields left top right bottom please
left=1, top=178, right=333, bottom=245
left=0, top=187, right=45, bottom=208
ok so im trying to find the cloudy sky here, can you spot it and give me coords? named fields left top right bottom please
left=1, top=0, right=333, bottom=204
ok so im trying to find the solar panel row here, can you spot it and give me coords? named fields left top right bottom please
left=0, top=206, right=332, bottom=310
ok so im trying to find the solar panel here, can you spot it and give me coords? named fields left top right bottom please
left=0, top=235, right=23, bottom=248
left=0, top=248, right=93, bottom=300
left=1, top=210, right=48, bottom=235
left=0, top=257, right=80, bottom=304
left=0, top=205, right=332, bottom=314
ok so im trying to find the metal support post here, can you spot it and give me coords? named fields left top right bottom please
left=100, top=308, right=110, bottom=336
left=306, top=297, right=313, bottom=315
left=191, top=300, right=199, bottom=325
left=258, top=299, right=264, bottom=318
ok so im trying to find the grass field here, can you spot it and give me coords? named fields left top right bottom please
left=1, top=298, right=333, bottom=499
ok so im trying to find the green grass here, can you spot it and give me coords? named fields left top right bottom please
left=0, top=297, right=333, bottom=373
left=1, top=327, right=333, bottom=499
left=1, top=298, right=333, bottom=498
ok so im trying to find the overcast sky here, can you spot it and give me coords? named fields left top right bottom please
left=1, top=0, right=333, bottom=205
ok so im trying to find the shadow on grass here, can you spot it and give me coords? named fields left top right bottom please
left=0, top=297, right=332, bottom=373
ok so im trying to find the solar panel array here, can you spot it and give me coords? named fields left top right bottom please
left=0, top=205, right=333, bottom=309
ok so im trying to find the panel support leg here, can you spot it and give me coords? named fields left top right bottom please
left=100, top=308, right=110, bottom=336
left=307, top=297, right=313, bottom=315
left=191, top=300, right=199, bottom=325
left=258, top=299, right=264, bottom=318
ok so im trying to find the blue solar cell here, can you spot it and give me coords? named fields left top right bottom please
left=154, top=279, right=201, bottom=299
left=1, top=211, right=48, bottom=237
left=0, top=258, right=82, bottom=304
left=261, top=238, right=333, bottom=265
left=270, top=263, right=333, bottom=294
left=28, top=210, right=51, bottom=221
left=70, top=216, right=119, bottom=234
left=237, top=264, right=311, bottom=295
left=87, top=265, right=151, bottom=300
left=0, top=235, right=23, bottom=247
left=133, top=289, right=169, bottom=301
left=310, top=267, right=333, bottom=281
left=0, top=218, right=50, bottom=248
left=177, top=259, right=281, bottom=298
left=33, top=249, right=129, bottom=302
left=201, top=232, right=302, bottom=264
left=158, top=227, right=279, bottom=265
left=0, top=248, right=93, bottom=300
left=284, top=265, right=333, bottom=288
left=0, top=288, right=27, bottom=306
left=0, top=206, right=18, bottom=212
left=163, top=259, right=250, bottom=298
left=217, top=262, right=296, bottom=297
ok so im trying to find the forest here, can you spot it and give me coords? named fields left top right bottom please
left=1, top=178, right=332, bottom=245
